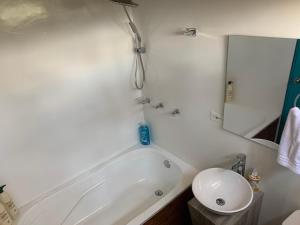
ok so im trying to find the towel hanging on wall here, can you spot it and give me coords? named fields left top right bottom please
left=278, top=107, right=300, bottom=175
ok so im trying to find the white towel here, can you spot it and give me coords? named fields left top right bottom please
left=278, top=107, right=300, bottom=175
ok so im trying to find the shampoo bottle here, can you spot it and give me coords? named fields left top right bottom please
left=138, top=123, right=151, bottom=145
left=0, top=203, right=12, bottom=225
left=0, top=185, right=18, bottom=219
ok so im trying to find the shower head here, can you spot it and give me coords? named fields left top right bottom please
left=110, top=0, right=138, bottom=7
left=110, top=0, right=141, bottom=43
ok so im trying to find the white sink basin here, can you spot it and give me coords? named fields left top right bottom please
left=192, top=168, right=253, bottom=215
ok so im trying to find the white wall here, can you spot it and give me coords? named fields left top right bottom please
left=136, top=0, right=300, bottom=224
left=0, top=0, right=143, bottom=207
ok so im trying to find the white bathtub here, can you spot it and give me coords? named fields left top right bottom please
left=18, top=146, right=197, bottom=225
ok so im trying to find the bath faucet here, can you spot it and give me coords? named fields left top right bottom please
left=136, top=97, right=150, bottom=105
left=231, top=154, right=246, bottom=177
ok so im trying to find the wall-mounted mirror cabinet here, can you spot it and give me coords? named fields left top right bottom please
left=223, top=35, right=300, bottom=150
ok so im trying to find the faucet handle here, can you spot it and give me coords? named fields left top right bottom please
left=136, top=97, right=150, bottom=105
left=171, top=109, right=180, bottom=116
left=153, top=103, right=164, bottom=109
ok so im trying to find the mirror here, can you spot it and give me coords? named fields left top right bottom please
left=223, top=35, right=299, bottom=149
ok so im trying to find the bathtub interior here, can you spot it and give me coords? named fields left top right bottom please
left=18, top=149, right=183, bottom=225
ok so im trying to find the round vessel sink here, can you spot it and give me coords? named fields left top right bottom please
left=192, top=168, right=253, bottom=215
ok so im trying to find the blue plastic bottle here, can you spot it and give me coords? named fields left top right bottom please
left=138, top=123, right=151, bottom=145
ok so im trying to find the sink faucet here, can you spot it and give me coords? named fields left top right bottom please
left=231, top=154, right=246, bottom=176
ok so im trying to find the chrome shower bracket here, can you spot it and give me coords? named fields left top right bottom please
left=135, top=47, right=146, bottom=54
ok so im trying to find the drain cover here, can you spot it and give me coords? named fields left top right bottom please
left=164, top=160, right=171, bottom=168
left=216, top=198, right=226, bottom=206
left=155, top=190, right=164, bottom=196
